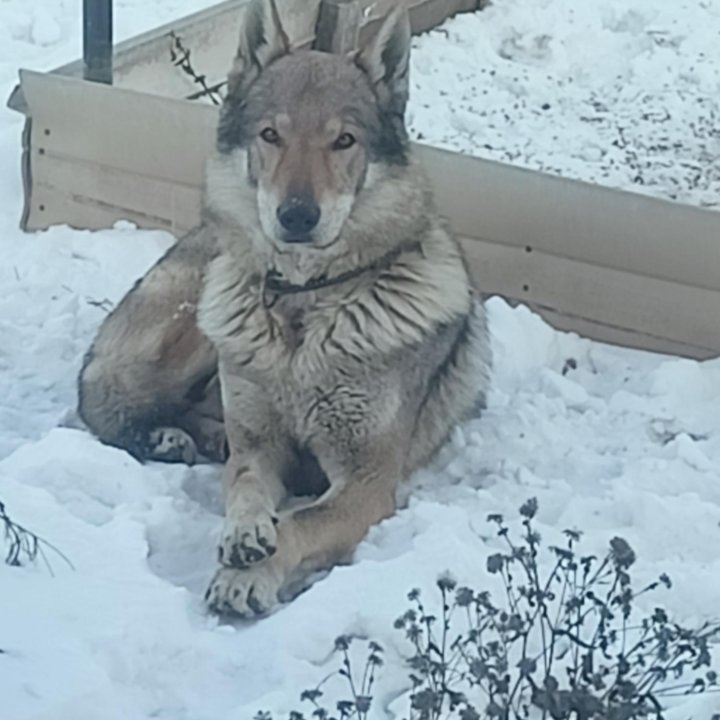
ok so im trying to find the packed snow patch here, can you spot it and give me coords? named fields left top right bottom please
left=3, top=298, right=720, bottom=719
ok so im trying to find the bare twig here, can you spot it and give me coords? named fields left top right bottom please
left=168, top=32, right=225, bottom=105
left=1, top=500, right=74, bottom=575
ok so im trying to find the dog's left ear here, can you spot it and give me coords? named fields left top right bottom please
left=227, top=0, right=290, bottom=95
left=355, top=6, right=411, bottom=118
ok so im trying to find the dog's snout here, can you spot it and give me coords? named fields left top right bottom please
left=277, top=196, right=321, bottom=240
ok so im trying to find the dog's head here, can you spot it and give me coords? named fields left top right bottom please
left=208, top=0, right=419, bottom=266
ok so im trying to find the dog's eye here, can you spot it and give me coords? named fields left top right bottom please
left=260, top=127, right=280, bottom=145
left=333, top=132, right=356, bottom=151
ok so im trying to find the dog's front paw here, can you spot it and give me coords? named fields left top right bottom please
left=219, top=507, right=278, bottom=568
left=205, top=564, right=283, bottom=617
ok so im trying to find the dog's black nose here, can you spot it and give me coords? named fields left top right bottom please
left=277, top=197, right=321, bottom=240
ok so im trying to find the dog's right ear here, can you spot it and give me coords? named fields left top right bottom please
left=227, top=0, right=290, bottom=95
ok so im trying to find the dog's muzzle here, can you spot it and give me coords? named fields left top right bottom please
left=277, top=196, right=320, bottom=244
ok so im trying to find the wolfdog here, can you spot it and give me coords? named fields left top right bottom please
left=78, top=0, right=491, bottom=616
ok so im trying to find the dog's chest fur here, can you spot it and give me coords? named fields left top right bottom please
left=198, top=238, right=474, bottom=434
left=201, top=270, right=393, bottom=439
left=200, top=260, right=357, bottom=384
left=270, top=295, right=308, bottom=351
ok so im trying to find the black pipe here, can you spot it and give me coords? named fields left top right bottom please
left=83, top=0, right=113, bottom=84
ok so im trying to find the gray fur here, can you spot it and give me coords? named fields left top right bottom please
left=78, top=0, right=491, bottom=617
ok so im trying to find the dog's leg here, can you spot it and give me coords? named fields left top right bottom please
left=205, top=441, right=401, bottom=616
left=217, top=448, right=288, bottom=568
left=78, top=228, right=222, bottom=463
left=214, top=372, right=294, bottom=570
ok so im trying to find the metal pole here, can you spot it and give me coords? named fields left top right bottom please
left=83, top=0, right=113, bottom=84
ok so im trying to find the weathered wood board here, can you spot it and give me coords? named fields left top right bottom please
left=14, top=69, right=720, bottom=360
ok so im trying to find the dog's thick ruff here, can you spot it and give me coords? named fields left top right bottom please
left=78, top=0, right=491, bottom=616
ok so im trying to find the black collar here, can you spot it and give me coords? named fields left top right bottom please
left=262, top=241, right=422, bottom=308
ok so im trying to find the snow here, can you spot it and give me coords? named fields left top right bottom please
left=1, top=1, right=719, bottom=719
left=409, top=0, right=720, bottom=208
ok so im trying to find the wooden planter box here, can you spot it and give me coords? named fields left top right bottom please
left=7, top=0, right=720, bottom=360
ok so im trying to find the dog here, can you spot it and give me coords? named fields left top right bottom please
left=78, top=0, right=491, bottom=616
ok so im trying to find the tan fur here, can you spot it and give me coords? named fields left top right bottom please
left=78, top=0, right=491, bottom=616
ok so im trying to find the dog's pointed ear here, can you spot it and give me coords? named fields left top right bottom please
left=355, top=6, right=411, bottom=117
left=227, top=0, right=290, bottom=94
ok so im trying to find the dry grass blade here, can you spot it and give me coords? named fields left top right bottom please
left=1, top=500, right=75, bottom=575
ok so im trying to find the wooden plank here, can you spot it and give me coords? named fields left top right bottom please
left=28, top=152, right=201, bottom=234
left=422, top=144, right=720, bottom=294
left=26, top=68, right=720, bottom=295
left=24, top=148, right=720, bottom=358
left=20, top=70, right=217, bottom=186
left=519, top=307, right=711, bottom=361
left=315, top=0, right=362, bottom=54
left=27, top=183, right=167, bottom=234
left=27, top=129, right=720, bottom=359
left=13, top=68, right=720, bottom=359
left=459, top=238, right=720, bottom=359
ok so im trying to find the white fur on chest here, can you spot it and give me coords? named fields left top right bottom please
left=198, top=234, right=472, bottom=385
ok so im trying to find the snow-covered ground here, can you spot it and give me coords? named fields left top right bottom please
left=409, top=0, right=720, bottom=208
left=1, top=1, right=719, bottom=719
